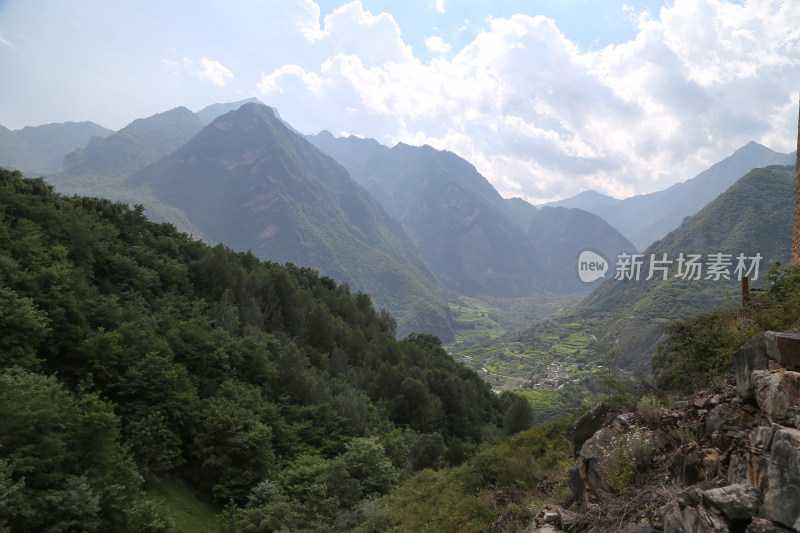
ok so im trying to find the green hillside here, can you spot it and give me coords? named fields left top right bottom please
left=127, top=103, right=453, bottom=340
left=0, top=167, right=501, bottom=531
left=523, top=164, right=794, bottom=368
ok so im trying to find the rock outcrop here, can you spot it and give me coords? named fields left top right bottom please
left=531, top=330, right=800, bottom=533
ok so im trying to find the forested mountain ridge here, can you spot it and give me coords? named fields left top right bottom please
left=0, top=120, right=113, bottom=174
left=57, top=106, right=205, bottom=181
left=126, top=102, right=453, bottom=340
left=526, top=205, right=637, bottom=294
left=0, top=167, right=502, bottom=531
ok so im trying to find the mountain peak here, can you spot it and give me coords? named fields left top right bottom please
left=195, top=98, right=264, bottom=124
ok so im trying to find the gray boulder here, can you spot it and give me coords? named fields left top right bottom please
left=664, top=502, right=730, bottom=532
left=734, top=331, right=800, bottom=403
left=702, top=483, right=763, bottom=523
left=573, top=402, right=620, bottom=456
left=751, top=370, right=800, bottom=425
left=762, top=427, right=800, bottom=530
left=745, top=517, right=793, bottom=532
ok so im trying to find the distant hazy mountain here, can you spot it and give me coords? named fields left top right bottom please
left=195, top=98, right=263, bottom=124
left=128, top=103, right=453, bottom=339
left=527, top=206, right=636, bottom=293
left=58, top=107, right=204, bottom=181
left=309, top=133, right=635, bottom=297
left=543, top=190, right=620, bottom=213
left=0, top=121, right=112, bottom=173
left=529, top=164, right=794, bottom=367
left=309, top=135, right=543, bottom=297
left=306, top=131, right=390, bottom=187
left=547, top=142, right=795, bottom=250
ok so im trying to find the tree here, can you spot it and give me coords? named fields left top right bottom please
left=503, top=394, right=534, bottom=435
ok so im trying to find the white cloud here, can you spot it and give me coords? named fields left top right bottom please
left=197, top=58, right=234, bottom=86
left=425, top=36, right=451, bottom=55
left=258, top=64, right=323, bottom=96
left=175, top=57, right=234, bottom=87
left=433, top=0, right=446, bottom=14
left=297, top=1, right=412, bottom=65
left=259, top=0, right=800, bottom=203
left=0, top=32, right=14, bottom=49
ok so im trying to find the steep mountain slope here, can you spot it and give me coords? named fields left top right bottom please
left=542, top=189, right=620, bottom=213
left=0, top=121, right=112, bottom=173
left=334, top=140, right=543, bottom=297
left=309, top=133, right=635, bottom=297
left=58, top=106, right=204, bottom=180
left=128, top=103, right=453, bottom=339
left=306, top=131, right=390, bottom=188
left=548, top=142, right=794, bottom=250
left=527, top=206, right=636, bottom=293
left=523, top=164, right=794, bottom=367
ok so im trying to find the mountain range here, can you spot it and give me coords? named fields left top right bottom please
left=1, top=99, right=793, bottom=349
left=125, top=102, right=453, bottom=339
left=308, top=131, right=635, bottom=296
left=0, top=121, right=113, bottom=174
left=520, top=164, right=795, bottom=367
left=547, top=141, right=795, bottom=250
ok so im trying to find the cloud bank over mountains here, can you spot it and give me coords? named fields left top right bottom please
left=259, top=0, right=800, bottom=203
left=1, top=0, right=798, bottom=203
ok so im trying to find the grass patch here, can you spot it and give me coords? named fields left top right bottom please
left=146, top=477, right=220, bottom=533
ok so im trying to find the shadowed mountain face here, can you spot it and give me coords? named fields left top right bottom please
left=525, top=165, right=794, bottom=368
left=309, top=133, right=636, bottom=297
left=128, top=103, right=453, bottom=339
left=526, top=206, right=636, bottom=294
left=0, top=121, right=113, bottom=174
left=547, top=142, right=795, bottom=250
left=312, top=137, right=544, bottom=297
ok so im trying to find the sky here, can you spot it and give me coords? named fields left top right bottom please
left=1, top=0, right=799, bottom=203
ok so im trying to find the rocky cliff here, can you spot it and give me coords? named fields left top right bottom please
left=531, top=330, right=800, bottom=532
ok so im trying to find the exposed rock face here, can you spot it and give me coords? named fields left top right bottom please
left=734, top=331, right=800, bottom=403
left=532, top=329, right=800, bottom=533
left=572, top=402, right=624, bottom=456
left=752, top=371, right=800, bottom=425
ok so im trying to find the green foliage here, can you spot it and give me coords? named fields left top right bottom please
left=606, top=429, right=654, bottom=494
left=502, top=393, right=534, bottom=435
left=0, top=287, right=48, bottom=370
left=651, top=263, right=800, bottom=395
left=0, top=368, right=143, bottom=531
left=0, top=168, right=502, bottom=530
left=377, top=417, right=576, bottom=531
left=652, top=307, right=749, bottom=394
left=636, top=394, right=664, bottom=425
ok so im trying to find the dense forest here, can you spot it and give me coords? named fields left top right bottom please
left=0, top=168, right=508, bottom=531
